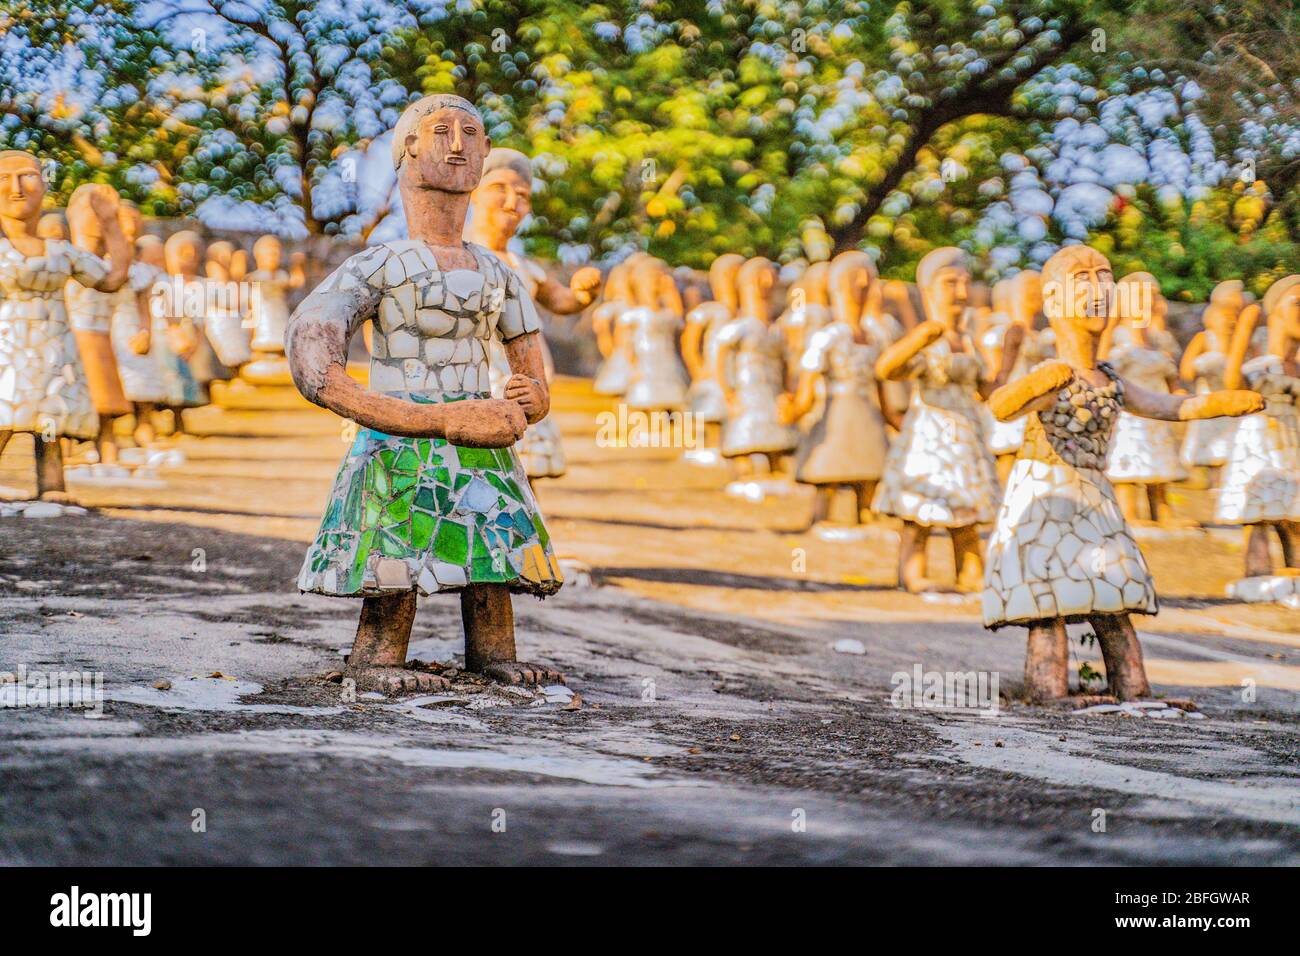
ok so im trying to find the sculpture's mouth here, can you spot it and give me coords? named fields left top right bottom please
left=444, top=156, right=468, bottom=165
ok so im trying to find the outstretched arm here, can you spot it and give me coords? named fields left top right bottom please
left=1178, top=331, right=1207, bottom=385
left=535, top=266, right=601, bottom=316
left=874, top=320, right=943, bottom=382
left=1121, top=377, right=1262, bottom=422
left=977, top=323, right=1024, bottom=398
left=988, top=361, right=1074, bottom=422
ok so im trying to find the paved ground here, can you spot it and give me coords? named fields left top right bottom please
left=1, top=378, right=1297, bottom=865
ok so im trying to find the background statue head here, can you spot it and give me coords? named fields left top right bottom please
left=253, top=234, right=283, bottom=272
left=165, top=230, right=203, bottom=276
left=67, top=183, right=122, bottom=254
left=0, top=151, right=46, bottom=230
left=1262, top=274, right=1300, bottom=341
left=470, top=147, right=532, bottom=247
left=707, top=253, right=745, bottom=312
left=827, top=251, right=877, bottom=327
left=736, top=256, right=777, bottom=320
left=392, top=94, right=489, bottom=196
left=915, top=246, right=971, bottom=330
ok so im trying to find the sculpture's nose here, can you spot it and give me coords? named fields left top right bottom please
left=450, top=121, right=464, bottom=153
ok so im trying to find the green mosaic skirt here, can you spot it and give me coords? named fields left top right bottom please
left=297, top=421, right=562, bottom=598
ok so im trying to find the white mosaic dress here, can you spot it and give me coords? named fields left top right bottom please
left=203, top=277, right=252, bottom=369
left=983, top=365, right=1158, bottom=627
left=621, top=306, right=689, bottom=412
left=486, top=252, right=565, bottom=479
left=714, top=314, right=799, bottom=458
left=248, top=270, right=292, bottom=353
left=290, top=239, right=561, bottom=598
left=793, top=322, right=887, bottom=483
left=871, top=337, right=998, bottom=527
left=1105, top=344, right=1188, bottom=483
left=109, top=262, right=169, bottom=403
left=0, top=238, right=103, bottom=438
left=684, top=301, right=730, bottom=422
left=1180, top=344, right=1238, bottom=468
left=1214, top=355, right=1300, bottom=524
left=592, top=299, right=632, bottom=396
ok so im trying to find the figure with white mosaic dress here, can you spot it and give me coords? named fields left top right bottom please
left=1103, top=273, right=1192, bottom=526
left=592, top=258, right=642, bottom=396
left=785, top=251, right=892, bottom=527
left=620, top=257, right=689, bottom=413
left=778, top=262, right=833, bottom=393
left=162, top=230, right=223, bottom=397
left=873, top=247, right=1006, bottom=593
left=682, top=253, right=743, bottom=427
left=979, top=271, right=1041, bottom=483
left=0, top=150, right=130, bottom=499
left=240, top=234, right=306, bottom=386
left=287, top=94, right=563, bottom=694
left=1179, top=280, right=1253, bottom=487
left=203, top=239, right=251, bottom=374
left=1215, top=275, right=1300, bottom=602
left=983, top=245, right=1262, bottom=701
left=466, top=146, right=601, bottom=482
left=138, top=234, right=203, bottom=433
left=713, top=257, right=800, bottom=476
left=65, top=184, right=136, bottom=466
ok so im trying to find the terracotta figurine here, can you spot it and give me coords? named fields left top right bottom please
left=979, top=270, right=1042, bottom=482
left=621, top=257, right=689, bottom=413
left=286, top=93, right=563, bottom=693
left=241, top=234, right=306, bottom=386
left=1179, top=280, right=1253, bottom=487
left=682, top=252, right=743, bottom=426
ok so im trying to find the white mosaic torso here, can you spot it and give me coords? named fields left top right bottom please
left=109, top=262, right=170, bottom=403
left=0, top=237, right=104, bottom=436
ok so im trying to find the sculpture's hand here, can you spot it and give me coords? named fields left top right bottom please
left=441, top=398, right=528, bottom=448
left=1179, top=389, right=1264, bottom=421
left=988, top=361, right=1073, bottom=422
left=128, top=329, right=151, bottom=356
left=86, top=184, right=120, bottom=226
left=504, top=373, right=548, bottom=424
left=569, top=266, right=602, bottom=306
left=913, top=319, right=946, bottom=348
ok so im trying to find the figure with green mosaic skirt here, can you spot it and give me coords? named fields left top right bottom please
left=286, top=94, right=564, bottom=695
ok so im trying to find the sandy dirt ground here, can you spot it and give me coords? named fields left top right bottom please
left=0, top=377, right=1296, bottom=865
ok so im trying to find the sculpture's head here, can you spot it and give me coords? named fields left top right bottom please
left=67, top=183, right=121, bottom=253
left=253, top=234, right=283, bottom=272
left=36, top=212, right=66, bottom=240
left=1115, top=272, right=1160, bottom=329
left=164, top=230, right=203, bottom=276
left=1263, top=275, right=1300, bottom=342
left=629, top=257, right=667, bottom=309
left=116, top=202, right=142, bottom=246
left=470, top=148, right=531, bottom=245
left=707, top=253, right=745, bottom=310
left=1006, top=270, right=1042, bottom=327
left=205, top=240, right=234, bottom=281
left=1204, top=280, right=1245, bottom=339
left=916, top=246, right=970, bottom=330
left=137, top=234, right=165, bottom=270
left=803, top=261, right=832, bottom=306
left=736, top=257, right=777, bottom=319
left=827, top=251, right=876, bottom=326
left=1042, top=244, right=1112, bottom=336
left=0, top=151, right=45, bottom=225
left=392, top=94, right=488, bottom=195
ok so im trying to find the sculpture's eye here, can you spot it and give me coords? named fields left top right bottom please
left=463, top=126, right=477, bottom=135
left=432, top=124, right=449, bottom=133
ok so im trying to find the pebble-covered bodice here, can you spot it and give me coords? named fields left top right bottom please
left=1029, top=364, right=1124, bottom=471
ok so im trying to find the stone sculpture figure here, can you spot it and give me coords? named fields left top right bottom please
left=1215, top=274, right=1300, bottom=601
left=286, top=93, right=563, bottom=693
left=681, top=253, right=744, bottom=425
left=980, top=270, right=1041, bottom=482
left=163, top=230, right=224, bottom=393
left=0, top=151, right=129, bottom=498
left=592, top=256, right=645, bottom=396
left=241, top=234, right=306, bottom=386
left=203, top=239, right=252, bottom=372
left=713, top=257, right=799, bottom=475
left=465, top=147, right=601, bottom=481
left=982, top=245, right=1261, bottom=700
left=785, top=251, right=892, bottom=526
left=142, top=234, right=204, bottom=432
left=1179, top=280, right=1253, bottom=486
left=1103, top=273, right=1192, bottom=526
left=777, top=262, right=833, bottom=392
left=873, top=247, right=1005, bottom=593
left=620, top=257, right=689, bottom=413
left=65, top=184, right=136, bottom=466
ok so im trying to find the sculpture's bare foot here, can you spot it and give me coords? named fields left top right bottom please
left=38, top=489, right=76, bottom=504
left=479, top=660, right=565, bottom=686
left=902, top=574, right=951, bottom=594
left=349, top=666, right=450, bottom=696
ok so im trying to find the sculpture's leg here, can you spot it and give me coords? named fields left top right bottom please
left=1245, top=524, right=1274, bottom=578
left=951, top=523, right=984, bottom=592
left=1089, top=612, right=1152, bottom=701
left=1280, top=522, right=1299, bottom=570
left=34, top=435, right=68, bottom=500
left=1024, top=619, right=1069, bottom=701
left=1115, top=482, right=1141, bottom=523
left=346, top=590, right=447, bottom=695
left=898, top=521, right=936, bottom=592
left=749, top=453, right=771, bottom=476
left=461, top=583, right=564, bottom=686
left=810, top=486, right=832, bottom=525
left=133, top=403, right=157, bottom=445
left=0, top=429, right=12, bottom=460
left=854, top=480, right=877, bottom=523
left=96, top=417, right=119, bottom=466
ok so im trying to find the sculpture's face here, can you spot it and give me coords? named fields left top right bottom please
left=471, top=167, right=531, bottom=244
left=404, top=107, right=487, bottom=194
left=253, top=236, right=282, bottom=272
left=1044, top=248, right=1112, bottom=334
left=166, top=236, right=201, bottom=275
left=926, top=266, right=969, bottom=328
left=0, top=154, right=44, bottom=223
left=138, top=238, right=165, bottom=269
left=1017, top=272, right=1043, bottom=322
left=1277, top=287, right=1300, bottom=339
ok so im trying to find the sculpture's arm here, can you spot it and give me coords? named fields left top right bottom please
left=1178, top=331, right=1207, bottom=384
left=681, top=319, right=706, bottom=380
left=1121, top=376, right=1262, bottom=422
left=988, top=361, right=1074, bottom=423
left=502, top=330, right=550, bottom=424
left=535, top=266, right=601, bottom=315
left=784, top=370, right=820, bottom=423
left=713, top=333, right=739, bottom=405
left=874, top=319, right=943, bottom=382
left=1223, top=303, right=1262, bottom=390
left=977, top=322, right=1024, bottom=398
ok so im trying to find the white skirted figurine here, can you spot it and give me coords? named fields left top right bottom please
left=713, top=257, right=799, bottom=477
left=591, top=257, right=641, bottom=396
left=1179, top=280, right=1253, bottom=485
left=241, top=234, right=307, bottom=386
left=979, top=270, right=1042, bottom=483
left=873, top=247, right=1009, bottom=593
left=982, top=245, right=1262, bottom=701
left=682, top=253, right=743, bottom=426
left=785, top=251, right=893, bottom=528
left=621, top=257, right=689, bottom=413
left=1103, top=273, right=1191, bottom=526
left=1216, top=274, right=1300, bottom=604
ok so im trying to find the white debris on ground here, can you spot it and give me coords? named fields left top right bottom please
left=1227, top=575, right=1300, bottom=609
left=1071, top=700, right=1206, bottom=719
left=0, top=500, right=89, bottom=518
left=832, top=638, right=867, bottom=655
